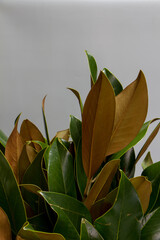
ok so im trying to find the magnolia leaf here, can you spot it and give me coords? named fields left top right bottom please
left=20, top=119, right=45, bottom=152
left=110, top=119, right=159, bottom=160
left=0, top=151, right=26, bottom=235
left=0, top=129, right=8, bottom=147
left=70, top=115, right=82, bottom=149
left=0, top=208, right=12, bottom=240
left=47, top=138, right=77, bottom=198
left=107, top=70, right=148, bottom=156
left=130, top=176, right=152, bottom=214
left=141, top=207, right=160, bottom=240
left=82, top=71, right=115, bottom=179
left=18, top=222, right=65, bottom=240
left=40, top=191, right=92, bottom=240
left=42, top=95, right=50, bottom=144
left=90, top=188, right=118, bottom=221
left=85, top=50, right=97, bottom=84
left=136, top=121, right=160, bottom=163
left=68, top=88, right=83, bottom=114
left=142, top=162, right=160, bottom=214
left=141, top=152, right=153, bottom=170
left=94, top=171, right=143, bottom=240
left=120, top=147, right=136, bottom=178
left=5, top=117, right=24, bottom=181
left=80, top=218, right=104, bottom=240
left=55, top=129, right=70, bottom=141
left=103, top=68, right=123, bottom=96
left=84, top=159, right=120, bottom=210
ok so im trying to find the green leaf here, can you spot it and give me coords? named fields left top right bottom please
left=80, top=218, right=104, bottom=240
left=141, top=207, right=160, bottom=240
left=103, top=68, right=123, bottom=96
left=68, top=88, right=83, bottom=114
left=40, top=191, right=92, bottom=240
left=47, top=138, right=77, bottom=198
left=85, top=50, right=98, bottom=84
left=0, top=130, right=8, bottom=147
left=42, top=95, right=50, bottom=145
left=142, top=162, right=160, bottom=213
left=0, top=151, right=26, bottom=235
left=76, top=139, right=87, bottom=198
left=141, top=152, right=153, bottom=170
left=94, top=171, right=143, bottom=240
left=110, top=120, right=156, bottom=160
left=120, top=147, right=136, bottom=178
left=82, top=71, right=115, bottom=179
left=70, top=115, right=82, bottom=149
left=22, top=148, right=47, bottom=190
left=18, top=221, right=65, bottom=240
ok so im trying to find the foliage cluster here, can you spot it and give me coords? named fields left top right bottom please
left=0, top=52, right=160, bottom=240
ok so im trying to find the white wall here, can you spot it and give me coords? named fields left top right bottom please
left=0, top=0, right=159, bottom=175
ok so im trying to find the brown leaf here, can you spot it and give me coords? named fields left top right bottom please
left=106, top=70, right=148, bottom=155
left=84, top=159, right=120, bottom=210
left=130, top=176, right=152, bottom=214
left=0, top=208, right=12, bottom=240
left=68, top=88, right=83, bottom=115
left=55, top=129, right=70, bottom=141
left=82, top=71, right=115, bottom=179
left=20, top=119, right=44, bottom=152
left=5, top=120, right=24, bottom=181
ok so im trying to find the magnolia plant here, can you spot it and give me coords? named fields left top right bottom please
left=0, top=51, right=160, bottom=240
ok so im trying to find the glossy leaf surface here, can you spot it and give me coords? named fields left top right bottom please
left=84, top=159, right=120, bottom=209
left=107, top=70, right=148, bottom=156
left=82, top=71, right=115, bottom=179
left=141, top=152, right=153, bottom=170
left=0, top=129, right=8, bottom=147
left=120, top=147, right=136, bottom=178
left=80, top=218, right=104, bottom=240
left=70, top=115, right=82, bottom=149
left=40, top=191, right=92, bottom=240
left=94, top=171, right=143, bottom=240
left=141, top=207, right=160, bottom=240
left=47, top=138, right=76, bottom=198
left=0, top=151, right=26, bottom=235
left=85, top=50, right=97, bottom=84
left=103, top=68, right=123, bottom=96
left=19, top=222, right=65, bottom=240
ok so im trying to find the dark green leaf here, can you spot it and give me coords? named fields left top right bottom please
left=70, top=115, right=82, bottom=149
left=142, top=162, right=160, bottom=213
left=80, top=218, right=104, bottom=240
left=40, top=191, right=92, bottom=240
left=94, top=171, right=143, bottom=240
left=0, top=151, right=26, bottom=235
left=141, top=207, right=160, bottom=240
left=42, top=96, right=50, bottom=145
left=120, top=147, right=136, bottom=178
left=47, top=138, right=77, bottom=198
left=103, top=68, right=123, bottom=96
left=85, top=50, right=97, bottom=84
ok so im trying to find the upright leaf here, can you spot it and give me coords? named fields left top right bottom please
left=106, top=70, right=148, bottom=156
left=82, top=71, right=115, bottom=179
left=94, top=171, right=143, bottom=240
left=40, top=191, right=92, bottom=240
left=84, top=160, right=120, bottom=209
left=42, top=96, right=50, bottom=144
left=47, top=138, right=77, bottom=198
left=141, top=207, right=160, bottom=240
left=103, top=68, right=123, bottom=96
left=0, top=151, right=26, bottom=235
left=80, top=218, right=104, bottom=240
left=70, top=115, right=82, bottom=149
left=0, top=130, right=8, bottom=147
left=68, top=88, right=83, bottom=115
left=85, top=50, right=98, bottom=84
left=141, top=152, right=153, bottom=170
left=20, top=119, right=45, bottom=152
left=120, top=147, right=136, bottom=178
left=5, top=118, right=24, bottom=181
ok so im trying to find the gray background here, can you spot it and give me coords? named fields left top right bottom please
left=0, top=0, right=159, bottom=175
